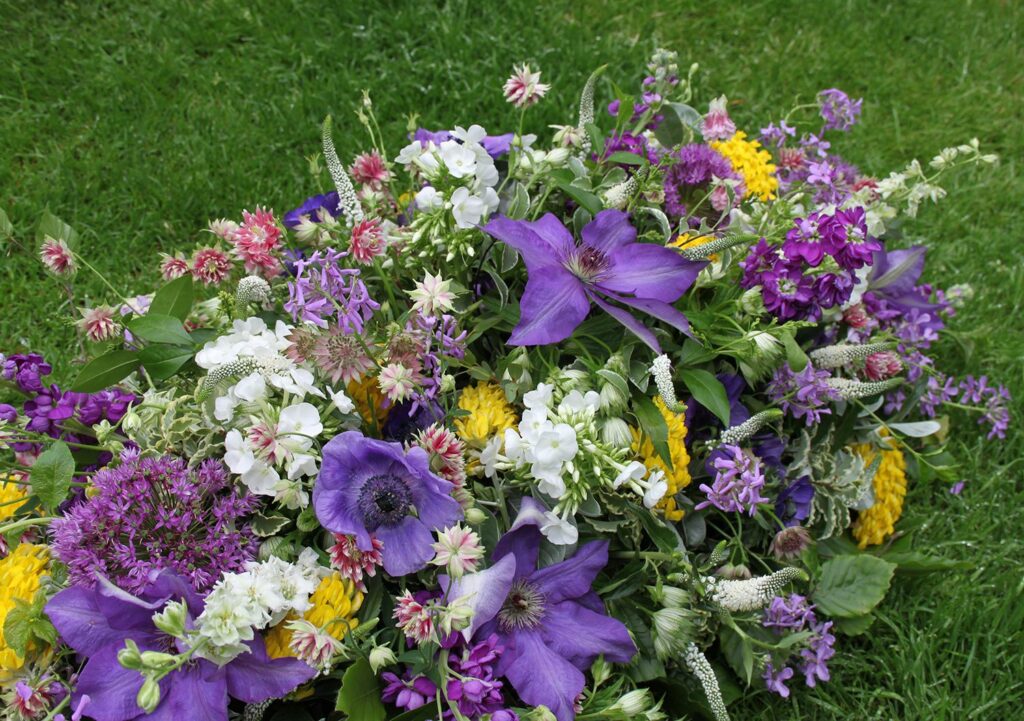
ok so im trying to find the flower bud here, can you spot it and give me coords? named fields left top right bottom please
left=369, top=645, right=397, bottom=673
left=136, top=678, right=161, bottom=714
left=139, top=651, right=177, bottom=671
left=117, top=640, right=143, bottom=671
left=152, top=600, right=188, bottom=639
left=464, top=506, right=487, bottom=525
left=600, top=417, right=633, bottom=449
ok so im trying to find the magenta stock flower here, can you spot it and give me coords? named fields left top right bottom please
left=482, top=210, right=705, bottom=352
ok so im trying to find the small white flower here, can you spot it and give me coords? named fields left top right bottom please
left=480, top=435, right=503, bottom=478
left=328, top=386, right=355, bottom=414
left=540, top=512, right=578, bottom=545
left=532, top=463, right=567, bottom=498
left=407, top=272, right=456, bottom=317
left=450, top=187, right=488, bottom=229
left=614, top=460, right=647, bottom=489
left=451, top=125, right=488, bottom=146
left=532, top=423, right=578, bottom=467
left=643, top=470, right=669, bottom=509
left=523, top=383, right=554, bottom=409
left=439, top=141, right=478, bottom=178
left=519, top=407, right=551, bottom=444
left=224, top=429, right=255, bottom=475
left=234, top=373, right=267, bottom=402
left=558, top=389, right=601, bottom=415
left=396, top=140, right=426, bottom=165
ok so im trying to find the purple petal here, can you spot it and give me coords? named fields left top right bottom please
left=508, top=267, right=590, bottom=346
left=528, top=540, right=609, bottom=605
left=540, top=601, right=637, bottom=669
left=581, top=210, right=636, bottom=254
left=589, top=292, right=661, bottom=353
left=374, top=516, right=437, bottom=577
left=402, top=446, right=462, bottom=530
left=226, top=639, right=316, bottom=703
left=481, top=133, right=515, bottom=159
left=45, top=587, right=148, bottom=657
left=145, top=666, right=227, bottom=721
left=141, top=569, right=205, bottom=617
left=482, top=215, right=568, bottom=271
left=600, top=245, right=706, bottom=302
left=444, top=554, right=517, bottom=641
left=601, top=290, right=693, bottom=337
left=869, top=246, right=925, bottom=299
left=72, top=644, right=150, bottom=721
left=493, top=497, right=548, bottom=572
left=500, top=629, right=584, bottom=721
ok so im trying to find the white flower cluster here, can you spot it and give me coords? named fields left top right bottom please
left=193, top=550, right=324, bottom=664
left=398, top=125, right=500, bottom=230
left=500, top=383, right=583, bottom=498
left=704, top=566, right=805, bottom=613
left=683, top=643, right=730, bottom=721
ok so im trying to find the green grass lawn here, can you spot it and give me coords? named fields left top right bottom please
left=2, top=0, right=1022, bottom=717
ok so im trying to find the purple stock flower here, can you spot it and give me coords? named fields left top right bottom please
left=381, top=669, right=438, bottom=711
left=960, top=375, right=1012, bottom=440
left=447, top=498, right=636, bottom=721
left=663, top=143, right=740, bottom=220
left=482, top=210, right=705, bottom=352
left=760, top=264, right=820, bottom=321
left=52, top=452, right=257, bottom=594
left=696, top=445, right=769, bottom=516
left=446, top=634, right=510, bottom=718
left=283, top=191, right=341, bottom=228
left=767, top=363, right=841, bottom=426
left=285, top=248, right=380, bottom=330
left=2, top=352, right=53, bottom=394
left=45, top=570, right=315, bottom=721
left=761, top=593, right=836, bottom=695
left=783, top=212, right=845, bottom=267
left=762, top=661, right=795, bottom=698
left=920, top=374, right=959, bottom=416
left=818, top=88, right=863, bottom=132
left=313, top=430, right=462, bottom=576
left=760, top=121, right=796, bottom=147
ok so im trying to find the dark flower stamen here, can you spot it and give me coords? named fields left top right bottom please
left=358, top=474, right=413, bottom=528
left=498, top=579, right=546, bottom=630
left=564, top=246, right=610, bottom=284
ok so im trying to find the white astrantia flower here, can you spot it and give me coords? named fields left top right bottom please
left=407, top=272, right=456, bottom=317
left=540, top=511, right=578, bottom=545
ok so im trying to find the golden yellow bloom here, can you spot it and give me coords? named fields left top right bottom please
left=265, top=572, right=364, bottom=659
left=0, top=544, right=50, bottom=677
left=851, top=440, right=908, bottom=548
left=711, top=131, right=779, bottom=201
left=346, top=375, right=390, bottom=429
left=632, top=396, right=691, bottom=522
left=669, top=233, right=719, bottom=262
left=453, top=382, right=516, bottom=446
left=0, top=476, right=27, bottom=524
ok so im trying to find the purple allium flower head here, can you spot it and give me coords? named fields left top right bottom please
left=52, top=452, right=258, bottom=594
left=663, top=143, right=740, bottom=220
left=818, top=88, right=863, bottom=132
left=283, top=191, right=341, bottom=228
left=45, top=570, right=315, bottom=720
left=313, top=430, right=463, bottom=576
left=697, top=445, right=769, bottom=515
left=285, top=248, right=380, bottom=330
left=445, top=498, right=635, bottom=721
left=767, top=363, right=841, bottom=426
left=482, top=210, right=705, bottom=353
left=776, top=475, right=814, bottom=526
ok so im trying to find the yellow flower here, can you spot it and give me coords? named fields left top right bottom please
left=346, top=375, right=390, bottom=429
left=0, top=544, right=50, bottom=677
left=0, top=476, right=27, bottom=524
left=265, top=572, right=364, bottom=659
left=711, top=131, right=778, bottom=201
left=851, top=440, right=908, bottom=548
left=669, top=233, right=718, bottom=262
left=631, top=397, right=691, bottom=522
left=453, top=382, right=516, bottom=446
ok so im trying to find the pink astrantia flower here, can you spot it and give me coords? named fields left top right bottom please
left=414, top=424, right=466, bottom=487
left=503, top=64, right=550, bottom=108
left=192, top=247, right=233, bottom=285
left=287, top=619, right=344, bottom=671
left=208, top=218, right=240, bottom=241
left=864, top=351, right=903, bottom=381
left=431, top=524, right=484, bottom=577
left=378, top=363, right=417, bottom=403
left=311, top=327, right=375, bottom=385
left=159, top=253, right=190, bottom=280
left=329, top=533, right=383, bottom=592
left=39, top=236, right=76, bottom=277
left=702, top=95, right=736, bottom=141
left=77, top=306, right=120, bottom=343
left=233, top=207, right=283, bottom=277
left=350, top=150, right=391, bottom=190
left=349, top=218, right=387, bottom=264
left=393, top=591, right=435, bottom=644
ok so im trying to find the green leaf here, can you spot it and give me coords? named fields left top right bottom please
left=149, top=274, right=194, bottom=322
left=883, top=550, right=972, bottom=575
left=584, top=122, right=605, bottom=157
left=833, top=613, right=875, bottom=636
left=719, top=625, right=754, bottom=686
left=36, top=211, right=76, bottom=245
left=3, top=600, right=32, bottom=656
left=336, top=657, right=386, bottom=721
left=506, top=182, right=530, bottom=220
left=139, top=344, right=195, bottom=381
left=250, top=513, right=291, bottom=537
left=653, top=106, right=684, bottom=148
left=554, top=179, right=603, bottom=215
left=30, top=441, right=75, bottom=512
left=632, top=393, right=672, bottom=469
left=71, top=350, right=139, bottom=392
left=679, top=368, right=730, bottom=426
left=128, top=313, right=195, bottom=346
left=781, top=331, right=808, bottom=372
left=0, top=208, right=12, bottom=240
left=631, top=505, right=683, bottom=553
left=388, top=706, right=438, bottom=721
left=604, top=151, right=645, bottom=166
left=812, top=554, right=896, bottom=618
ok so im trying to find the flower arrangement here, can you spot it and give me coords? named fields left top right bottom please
left=0, top=50, right=1009, bottom=721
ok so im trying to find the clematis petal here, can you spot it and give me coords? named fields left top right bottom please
left=226, top=639, right=317, bottom=703
left=589, top=292, right=661, bottom=353
left=508, top=267, right=590, bottom=346
left=601, top=245, right=706, bottom=302
left=581, top=209, right=636, bottom=254
left=45, top=587, right=145, bottom=657
left=540, top=601, right=637, bottom=669
left=493, top=497, right=549, bottom=572
left=443, top=554, right=517, bottom=641
left=482, top=215, right=568, bottom=271
left=145, top=666, right=227, bottom=721
left=528, top=540, right=609, bottom=605
left=602, top=290, right=693, bottom=337
left=500, top=629, right=585, bottom=721
left=72, top=644, right=151, bottom=721
left=374, top=516, right=437, bottom=577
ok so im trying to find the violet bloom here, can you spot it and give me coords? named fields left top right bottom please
left=696, top=445, right=769, bottom=516
left=283, top=191, right=341, bottom=228
left=601, top=132, right=659, bottom=164
left=381, top=669, right=437, bottom=711
left=783, top=212, right=844, bottom=267
left=2, top=352, right=52, bottom=394
left=663, top=144, right=740, bottom=220
left=447, top=498, right=635, bottom=721
left=313, top=430, right=462, bottom=576
left=482, top=210, right=705, bottom=352
left=45, top=570, right=315, bottom=721
left=414, top=128, right=513, bottom=159
left=776, top=475, right=814, bottom=526
left=767, top=363, right=841, bottom=426
left=285, top=248, right=380, bottom=330
left=818, top=88, right=862, bottom=132
left=761, top=593, right=836, bottom=694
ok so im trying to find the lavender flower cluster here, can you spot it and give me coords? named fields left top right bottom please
left=761, top=594, right=837, bottom=697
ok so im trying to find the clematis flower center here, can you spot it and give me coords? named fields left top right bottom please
left=498, top=578, right=546, bottom=630
left=358, top=474, right=413, bottom=528
left=563, top=246, right=610, bottom=284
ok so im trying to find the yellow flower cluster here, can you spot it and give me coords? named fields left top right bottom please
left=632, top=396, right=691, bottom=522
left=265, top=572, right=364, bottom=659
left=852, top=441, right=908, bottom=548
left=0, top=544, right=50, bottom=677
left=454, top=382, right=517, bottom=446
left=346, top=375, right=390, bottom=428
left=711, top=131, right=779, bottom=201
left=0, top=477, right=27, bottom=524
left=669, top=233, right=718, bottom=262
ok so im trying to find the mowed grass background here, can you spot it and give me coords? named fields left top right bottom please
left=1, top=0, right=1022, bottom=717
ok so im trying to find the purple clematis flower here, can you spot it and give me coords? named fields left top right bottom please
left=482, top=210, right=705, bottom=352
left=313, top=430, right=463, bottom=577
left=446, top=499, right=635, bottom=721
left=45, top=570, right=315, bottom=721
left=283, top=191, right=341, bottom=228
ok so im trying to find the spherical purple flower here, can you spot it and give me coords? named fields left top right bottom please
left=697, top=444, right=769, bottom=516
left=663, top=144, right=739, bottom=219
left=52, top=452, right=258, bottom=593
left=313, top=430, right=462, bottom=577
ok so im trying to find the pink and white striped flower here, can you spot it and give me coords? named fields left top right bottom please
left=503, top=64, right=550, bottom=108
left=39, top=236, right=76, bottom=277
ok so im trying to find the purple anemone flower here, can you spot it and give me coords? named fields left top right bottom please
left=283, top=191, right=341, bottom=228
left=447, top=498, right=635, bottom=721
left=482, top=210, right=705, bottom=352
left=313, top=430, right=462, bottom=576
left=45, top=570, right=315, bottom=721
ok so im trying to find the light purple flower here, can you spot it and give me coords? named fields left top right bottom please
left=285, top=248, right=379, bottom=330
left=482, top=210, right=705, bottom=352
left=313, top=430, right=463, bottom=576
left=818, top=88, right=863, bottom=132
left=697, top=445, right=769, bottom=516
left=767, top=363, right=841, bottom=426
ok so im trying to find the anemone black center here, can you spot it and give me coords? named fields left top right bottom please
left=358, top=474, right=412, bottom=528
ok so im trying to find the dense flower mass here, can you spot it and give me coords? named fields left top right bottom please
left=1, top=53, right=1008, bottom=721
